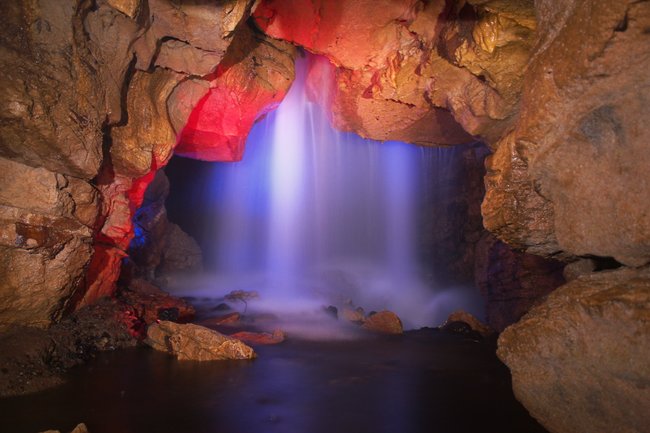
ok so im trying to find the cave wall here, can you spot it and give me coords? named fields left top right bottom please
left=0, top=1, right=648, bottom=432
left=0, top=0, right=295, bottom=330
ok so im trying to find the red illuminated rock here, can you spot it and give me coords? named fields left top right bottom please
left=146, top=321, right=256, bottom=361
left=498, top=267, right=650, bottom=433
left=119, top=278, right=195, bottom=325
left=362, top=311, right=403, bottom=335
left=175, top=24, right=296, bottom=161
left=200, top=312, right=241, bottom=327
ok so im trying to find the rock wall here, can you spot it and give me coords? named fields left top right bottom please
left=0, top=0, right=295, bottom=329
left=498, top=267, right=650, bottom=433
left=0, top=2, right=648, bottom=432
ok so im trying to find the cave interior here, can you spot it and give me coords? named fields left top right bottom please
left=0, top=1, right=648, bottom=433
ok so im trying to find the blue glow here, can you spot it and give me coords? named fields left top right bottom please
left=192, top=54, right=482, bottom=329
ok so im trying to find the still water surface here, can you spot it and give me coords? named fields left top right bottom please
left=1, top=331, right=547, bottom=433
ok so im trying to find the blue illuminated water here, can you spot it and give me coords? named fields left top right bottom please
left=174, top=54, right=482, bottom=329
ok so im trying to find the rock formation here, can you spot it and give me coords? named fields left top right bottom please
left=146, top=320, right=256, bottom=361
left=0, top=0, right=295, bottom=328
left=0, top=1, right=648, bottom=431
left=498, top=267, right=650, bottom=433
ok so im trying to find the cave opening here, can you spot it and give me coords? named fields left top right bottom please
left=159, top=53, right=485, bottom=332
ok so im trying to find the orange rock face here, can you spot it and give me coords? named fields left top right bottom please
left=483, top=0, right=650, bottom=266
left=253, top=0, right=535, bottom=145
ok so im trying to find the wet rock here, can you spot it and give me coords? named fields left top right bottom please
left=340, top=307, right=365, bottom=324
left=155, top=39, right=223, bottom=76
left=442, top=310, right=493, bottom=338
left=498, top=267, right=650, bottom=433
left=175, top=23, right=296, bottom=161
left=230, top=330, right=285, bottom=346
left=362, top=311, right=403, bottom=335
left=119, top=278, right=195, bottom=325
left=146, top=321, right=256, bottom=361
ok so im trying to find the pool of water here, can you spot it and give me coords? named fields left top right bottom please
left=1, top=330, right=547, bottom=433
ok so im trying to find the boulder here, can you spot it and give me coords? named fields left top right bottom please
left=442, top=310, right=493, bottom=338
left=362, top=311, right=403, bottom=335
left=146, top=321, right=256, bottom=361
left=498, top=267, right=650, bottom=433
left=340, top=307, right=365, bottom=324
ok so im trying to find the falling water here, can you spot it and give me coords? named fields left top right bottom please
left=172, top=54, right=483, bottom=329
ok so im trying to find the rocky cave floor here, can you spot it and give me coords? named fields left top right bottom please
left=0, top=283, right=548, bottom=433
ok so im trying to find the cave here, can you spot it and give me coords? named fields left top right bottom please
left=0, top=1, right=648, bottom=433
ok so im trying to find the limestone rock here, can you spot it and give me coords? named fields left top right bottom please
left=442, top=310, right=493, bottom=338
left=110, top=69, right=183, bottom=178
left=147, top=0, right=249, bottom=53
left=362, top=311, right=403, bottom=335
left=146, top=321, right=256, bottom=361
left=0, top=0, right=105, bottom=179
left=483, top=0, right=650, bottom=266
left=0, top=158, right=97, bottom=329
left=175, top=23, right=296, bottom=161
left=253, top=0, right=530, bottom=145
left=498, top=267, right=650, bottom=433
left=107, top=0, right=141, bottom=18
left=155, top=39, right=223, bottom=76
left=84, top=3, right=143, bottom=125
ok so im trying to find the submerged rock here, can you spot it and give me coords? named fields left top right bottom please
left=498, top=267, right=650, bottom=433
left=146, top=321, right=256, bottom=361
left=362, top=311, right=403, bottom=335
left=229, top=330, right=286, bottom=346
left=442, top=310, right=494, bottom=338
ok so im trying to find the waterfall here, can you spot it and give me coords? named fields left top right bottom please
left=177, top=53, right=480, bottom=329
